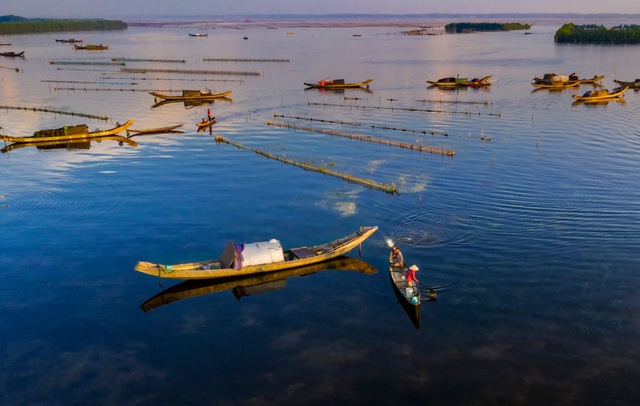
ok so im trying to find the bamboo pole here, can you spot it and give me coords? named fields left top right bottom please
left=120, top=67, right=260, bottom=76
left=202, top=58, right=290, bottom=62
left=266, top=121, right=456, bottom=156
left=214, top=136, right=399, bottom=195
left=0, top=105, right=108, bottom=120
left=308, top=102, right=501, bottom=117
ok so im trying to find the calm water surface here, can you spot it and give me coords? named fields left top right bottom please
left=1, top=18, right=640, bottom=405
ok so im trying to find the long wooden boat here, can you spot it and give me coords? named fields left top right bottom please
left=126, top=124, right=184, bottom=137
left=613, top=79, right=640, bottom=89
left=304, top=79, right=373, bottom=89
left=0, top=120, right=133, bottom=144
left=196, top=117, right=216, bottom=130
left=188, top=33, right=208, bottom=37
left=150, top=90, right=232, bottom=101
left=572, top=86, right=629, bottom=102
left=74, top=44, right=109, bottom=50
left=427, top=76, right=472, bottom=87
left=0, top=51, right=25, bottom=57
left=140, top=255, right=377, bottom=312
left=533, top=73, right=604, bottom=85
left=531, top=81, right=581, bottom=89
left=1, top=135, right=137, bottom=153
left=459, top=75, right=493, bottom=86
left=135, top=225, right=378, bottom=280
left=389, top=263, right=421, bottom=329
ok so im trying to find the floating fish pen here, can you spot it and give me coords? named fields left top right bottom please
left=266, top=121, right=456, bottom=157
left=214, top=136, right=399, bottom=195
left=202, top=58, right=290, bottom=62
left=120, top=67, right=260, bottom=76
left=111, top=58, right=186, bottom=63
left=309, top=102, right=501, bottom=117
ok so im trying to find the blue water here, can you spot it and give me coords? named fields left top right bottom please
left=1, top=18, right=640, bottom=405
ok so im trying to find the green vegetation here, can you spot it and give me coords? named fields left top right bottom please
left=445, top=22, right=531, bottom=33
left=555, top=23, right=640, bottom=44
left=0, top=15, right=127, bottom=35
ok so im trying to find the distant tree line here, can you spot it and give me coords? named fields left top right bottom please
left=444, top=22, right=531, bottom=33
left=0, top=15, right=127, bottom=35
left=555, top=23, right=640, bottom=44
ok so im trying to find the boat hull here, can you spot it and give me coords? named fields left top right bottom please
left=135, top=226, right=378, bottom=280
left=0, top=120, right=134, bottom=143
left=150, top=90, right=232, bottom=101
left=572, top=86, right=629, bottom=101
left=304, top=79, right=373, bottom=89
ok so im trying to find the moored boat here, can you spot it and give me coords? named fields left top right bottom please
left=140, top=255, right=378, bottom=312
left=390, top=262, right=421, bottom=329
left=0, top=120, right=134, bottom=144
left=150, top=90, right=232, bottom=101
left=74, top=44, right=109, bottom=50
left=533, top=72, right=604, bottom=85
left=460, top=75, right=493, bottom=86
left=427, top=76, right=469, bottom=87
left=572, top=86, right=629, bottom=102
left=303, top=79, right=373, bottom=89
left=0, top=51, right=25, bottom=57
left=613, top=79, right=640, bottom=89
left=531, top=80, right=581, bottom=89
left=134, top=226, right=378, bottom=280
left=188, top=33, right=208, bottom=37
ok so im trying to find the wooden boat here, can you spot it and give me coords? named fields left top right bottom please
left=196, top=117, right=216, bottom=130
left=140, top=255, right=378, bottom=312
left=74, top=44, right=109, bottom=50
left=150, top=90, right=232, bottom=101
left=531, top=81, right=581, bottom=89
left=126, top=124, right=184, bottom=137
left=390, top=263, right=421, bottom=329
left=0, top=51, right=25, bottom=57
left=1, top=135, right=136, bottom=153
left=188, top=33, right=208, bottom=37
left=613, top=79, right=640, bottom=89
left=0, top=120, right=133, bottom=144
left=572, top=86, right=629, bottom=102
left=303, top=79, right=373, bottom=89
left=459, top=75, right=493, bottom=86
left=134, top=225, right=378, bottom=280
left=533, top=72, right=604, bottom=85
left=427, top=76, right=470, bottom=87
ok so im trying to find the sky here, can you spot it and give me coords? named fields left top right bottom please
left=2, top=0, right=640, bottom=19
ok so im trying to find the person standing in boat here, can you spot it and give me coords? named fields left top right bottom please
left=406, top=265, right=419, bottom=288
left=207, top=109, right=212, bottom=121
left=389, top=246, right=404, bottom=267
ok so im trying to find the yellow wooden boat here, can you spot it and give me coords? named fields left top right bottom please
left=140, top=255, right=378, bottom=312
left=0, top=120, right=133, bottom=144
left=149, top=90, right=232, bottom=101
left=196, top=117, right=216, bottom=130
left=134, top=226, right=378, bottom=280
left=304, top=79, right=373, bottom=89
left=572, top=86, right=629, bottom=102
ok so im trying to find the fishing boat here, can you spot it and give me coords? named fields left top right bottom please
left=126, top=124, right=184, bottom=137
left=0, top=120, right=133, bottom=144
left=196, top=117, right=216, bottom=130
left=140, top=255, right=378, bottom=312
left=74, top=44, right=109, bottom=50
left=149, top=90, right=233, bottom=101
left=460, top=75, right=493, bottom=86
left=303, top=79, right=373, bottom=89
left=134, top=225, right=378, bottom=280
left=0, top=51, right=25, bottom=57
left=427, top=76, right=470, bottom=87
left=533, top=72, right=604, bottom=85
left=572, top=86, right=629, bottom=102
left=390, top=263, right=421, bottom=329
left=1, top=135, right=136, bottom=153
left=613, top=79, right=640, bottom=89
left=531, top=80, right=581, bottom=89
left=188, top=33, right=208, bottom=37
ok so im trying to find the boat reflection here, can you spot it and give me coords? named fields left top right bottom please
left=1, top=135, right=137, bottom=153
left=151, top=97, right=233, bottom=109
left=140, top=255, right=378, bottom=312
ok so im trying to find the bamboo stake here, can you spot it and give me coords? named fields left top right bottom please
left=0, top=105, right=108, bottom=120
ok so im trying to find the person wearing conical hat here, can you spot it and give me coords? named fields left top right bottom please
left=406, top=264, right=419, bottom=288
